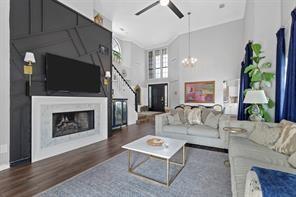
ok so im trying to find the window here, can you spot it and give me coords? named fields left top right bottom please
left=148, top=48, right=169, bottom=79
left=148, top=51, right=154, bottom=79
left=112, top=38, right=121, bottom=63
left=112, top=38, right=121, bottom=54
left=162, top=49, right=168, bottom=78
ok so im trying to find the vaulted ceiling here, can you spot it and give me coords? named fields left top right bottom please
left=96, top=0, right=246, bottom=49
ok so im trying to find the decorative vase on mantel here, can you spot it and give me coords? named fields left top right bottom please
left=94, top=14, right=103, bottom=26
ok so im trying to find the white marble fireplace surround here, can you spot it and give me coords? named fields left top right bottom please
left=32, top=96, right=108, bottom=162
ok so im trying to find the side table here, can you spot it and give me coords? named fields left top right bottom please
left=223, top=127, right=247, bottom=167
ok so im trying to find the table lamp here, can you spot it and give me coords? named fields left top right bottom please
left=243, top=90, right=268, bottom=121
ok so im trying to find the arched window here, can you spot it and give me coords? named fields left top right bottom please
left=112, top=38, right=121, bottom=53
left=112, top=38, right=121, bottom=63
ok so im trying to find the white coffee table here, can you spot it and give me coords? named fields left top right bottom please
left=122, top=135, right=187, bottom=186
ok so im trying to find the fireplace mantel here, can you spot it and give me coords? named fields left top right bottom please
left=32, top=96, right=108, bottom=162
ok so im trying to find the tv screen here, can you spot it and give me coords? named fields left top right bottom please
left=46, top=54, right=101, bottom=93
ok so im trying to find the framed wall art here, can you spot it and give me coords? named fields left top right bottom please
left=184, top=81, right=215, bottom=103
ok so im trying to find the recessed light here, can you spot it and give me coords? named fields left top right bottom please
left=120, top=27, right=125, bottom=32
left=219, top=3, right=225, bottom=9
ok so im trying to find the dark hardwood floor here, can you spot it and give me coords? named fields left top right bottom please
left=0, top=122, right=154, bottom=197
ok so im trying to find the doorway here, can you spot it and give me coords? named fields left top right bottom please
left=148, top=83, right=168, bottom=112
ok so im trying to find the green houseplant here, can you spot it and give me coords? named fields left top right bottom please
left=244, top=43, right=275, bottom=122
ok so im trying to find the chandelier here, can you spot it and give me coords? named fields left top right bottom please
left=182, top=12, right=197, bottom=67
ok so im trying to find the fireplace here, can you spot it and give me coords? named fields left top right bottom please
left=32, top=96, right=108, bottom=162
left=52, top=110, right=95, bottom=138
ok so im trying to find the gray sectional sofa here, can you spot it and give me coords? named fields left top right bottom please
left=156, top=112, right=296, bottom=197
left=226, top=120, right=296, bottom=197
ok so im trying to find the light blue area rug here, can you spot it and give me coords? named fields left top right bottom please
left=37, top=148, right=231, bottom=197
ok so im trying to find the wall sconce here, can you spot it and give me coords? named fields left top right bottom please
left=24, top=52, right=36, bottom=86
left=104, top=71, right=111, bottom=85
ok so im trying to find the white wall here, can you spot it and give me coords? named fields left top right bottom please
left=243, top=0, right=294, bottom=121
left=57, top=0, right=112, bottom=32
left=0, top=0, right=10, bottom=171
left=93, top=0, right=112, bottom=31
left=282, top=0, right=296, bottom=51
left=58, top=0, right=94, bottom=20
left=167, top=38, right=181, bottom=108
left=167, top=20, right=244, bottom=107
left=114, top=38, right=146, bottom=87
left=282, top=0, right=296, bottom=29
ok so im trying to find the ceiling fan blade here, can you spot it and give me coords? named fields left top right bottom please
left=168, top=1, right=184, bottom=19
left=135, top=1, right=160, bottom=16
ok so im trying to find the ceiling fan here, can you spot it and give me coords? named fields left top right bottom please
left=135, top=0, right=184, bottom=19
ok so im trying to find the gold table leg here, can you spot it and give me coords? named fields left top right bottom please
left=127, top=146, right=186, bottom=187
left=166, top=159, right=170, bottom=186
left=182, top=145, right=186, bottom=166
left=128, top=150, right=131, bottom=172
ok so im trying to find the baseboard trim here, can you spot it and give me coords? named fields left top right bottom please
left=186, top=143, right=228, bottom=153
left=0, top=164, right=10, bottom=172
left=10, top=157, right=31, bottom=167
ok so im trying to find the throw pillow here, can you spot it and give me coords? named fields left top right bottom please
left=272, top=120, right=296, bottom=154
left=201, top=108, right=223, bottom=124
left=167, top=113, right=182, bottom=125
left=272, top=121, right=296, bottom=155
left=288, top=152, right=296, bottom=168
left=274, top=121, right=294, bottom=146
left=204, top=112, right=221, bottom=129
left=279, top=119, right=295, bottom=128
left=188, top=108, right=202, bottom=125
left=184, top=107, right=192, bottom=124
left=248, top=123, right=282, bottom=147
left=176, top=108, right=186, bottom=124
left=201, top=108, right=212, bottom=123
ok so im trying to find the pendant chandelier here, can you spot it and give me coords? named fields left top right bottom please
left=182, top=12, right=197, bottom=67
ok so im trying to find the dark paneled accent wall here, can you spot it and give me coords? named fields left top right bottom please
left=10, top=0, right=112, bottom=165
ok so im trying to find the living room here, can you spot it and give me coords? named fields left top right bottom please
left=1, top=0, right=296, bottom=196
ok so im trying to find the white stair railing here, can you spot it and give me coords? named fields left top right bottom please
left=112, top=65, right=138, bottom=125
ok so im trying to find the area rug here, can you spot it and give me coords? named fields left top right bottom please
left=37, top=148, right=231, bottom=197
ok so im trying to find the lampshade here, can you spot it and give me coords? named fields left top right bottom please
left=105, top=71, right=111, bottom=78
left=24, top=52, right=36, bottom=63
left=243, top=90, right=268, bottom=104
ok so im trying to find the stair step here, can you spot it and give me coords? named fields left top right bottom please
left=136, top=112, right=163, bottom=125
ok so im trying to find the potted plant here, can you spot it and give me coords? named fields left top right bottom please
left=94, top=13, right=103, bottom=26
left=244, top=43, right=275, bottom=122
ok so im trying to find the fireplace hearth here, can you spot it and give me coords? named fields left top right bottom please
left=52, top=110, right=95, bottom=138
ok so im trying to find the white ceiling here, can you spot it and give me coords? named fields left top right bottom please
left=96, top=0, right=246, bottom=49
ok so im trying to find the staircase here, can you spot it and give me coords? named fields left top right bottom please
left=112, top=65, right=138, bottom=125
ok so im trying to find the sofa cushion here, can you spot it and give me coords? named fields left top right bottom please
left=163, top=125, right=188, bottom=135
left=188, top=108, right=202, bottom=125
left=167, top=113, right=183, bottom=125
left=273, top=124, right=296, bottom=156
left=201, top=108, right=212, bottom=123
left=229, top=136, right=290, bottom=168
left=201, top=108, right=222, bottom=123
left=175, top=108, right=186, bottom=124
left=204, top=112, right=221, bottom=129
left=248, top=123, right=281, bottom=147
left=187, top=125, right=219, bottom=138
left=288, top=152, right=296, bottom=168
left=231, top=157, right=296, bottom=197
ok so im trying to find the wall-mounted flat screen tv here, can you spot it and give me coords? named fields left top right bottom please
left=46, top=53, right=100, bottom=93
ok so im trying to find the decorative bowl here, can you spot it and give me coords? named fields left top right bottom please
left=146, top=138, right=164, bottom=146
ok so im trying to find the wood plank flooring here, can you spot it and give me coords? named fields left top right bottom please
left=0, top=122, right=154, bottom=197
